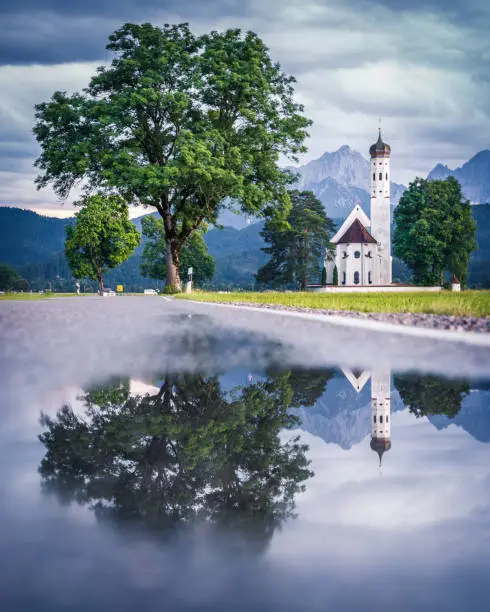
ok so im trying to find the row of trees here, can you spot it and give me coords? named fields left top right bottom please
left=34, top=21, right=476, bottom=292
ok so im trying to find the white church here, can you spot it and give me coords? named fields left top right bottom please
left=324, top=130, right=392, bottom=287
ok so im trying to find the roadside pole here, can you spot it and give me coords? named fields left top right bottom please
left=186, top=267, right=193, bottom=294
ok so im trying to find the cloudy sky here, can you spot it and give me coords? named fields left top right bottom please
left=1, top=0, right=489, bottom=217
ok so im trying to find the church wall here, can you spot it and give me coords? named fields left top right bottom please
left=335, top=243, right=377, bottom=286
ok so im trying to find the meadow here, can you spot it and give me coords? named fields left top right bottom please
left=176, top=290, right=490, bottom=318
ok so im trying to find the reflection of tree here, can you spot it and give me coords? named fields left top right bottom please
left=394, top=373, right=470, bottom=419
left=266, top=367, right=335, bottom=409
left=39, top=372, right=315, bottom=551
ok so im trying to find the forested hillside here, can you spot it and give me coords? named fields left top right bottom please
left=1, top=206, right=489, bottom=290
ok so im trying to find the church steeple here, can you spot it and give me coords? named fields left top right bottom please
left=370, top=368, right=392, bottom=468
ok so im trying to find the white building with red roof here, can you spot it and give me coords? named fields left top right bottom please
left=324, top=130, right=393, bottom=286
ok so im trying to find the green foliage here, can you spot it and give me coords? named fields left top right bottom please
left=0, top=264, right=30, bottom=291
left=394, top=373, right=470, bottom=419
left=38, top=370, right=314, bottom=548
left=393, top=177, right=477, bottom=286
left=65, top=194, right=140, bottom=293
left=34, top=22, right=311, bottom=289
left=140, top=215, right=215, bottom=286
left=333, top=265, right=338, bottom=286
left=321, top=266, right=327, bottom=286
left=257, top=190, right=336, bottom=290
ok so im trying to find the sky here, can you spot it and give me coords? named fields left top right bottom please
left=0, top=0, right=489, bottom=218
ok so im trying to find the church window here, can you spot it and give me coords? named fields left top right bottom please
left=386, top=415, right=389, bottom=423
left=368, top=271, right=372, bottom=284
left=386, top=173, right=388, bottom=180
left=379, top=172, right=383, bottom=180
left=373, top=415, right=377, bottom=423
left=342, top=271, right=346, bottom=285
left=354, top=251, right=360, bottom=259
left=354, top=271, right=360, bottom=284
left=380, top=415, right=383, bottom=423
left=373, top=172, right=375, bottom=181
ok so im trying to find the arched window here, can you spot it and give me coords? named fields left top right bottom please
left=342, top=271, right=346, bottom=285
left=354, top=251, right=360, bottom=259
left=379, top=172, right=383, bottom=180
left=373, top=415, right=377, bottom=423
left=386, top=173, right=388, bottom=180
left=380, top=415, right=383, bottom=424
left=354, top=271, right=360, bottom=285
left=373, top=172, right=375, bottom=181
left=386, top=415, right=389, bottom=423
left=368, top=271, right=372, bottom=284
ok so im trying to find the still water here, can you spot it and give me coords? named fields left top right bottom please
left=1, top=362, right=490, bottom=611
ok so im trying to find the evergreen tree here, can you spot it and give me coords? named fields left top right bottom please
left=256, top=190, right=335, bottom=290
left=321, top=266, right=327, bottom=286
left=333, top=265, right=339, bottom=286
left=393, top=177, right=476, bottom=286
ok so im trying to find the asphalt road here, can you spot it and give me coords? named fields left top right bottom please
left=1, top=296, right=489, bottom=411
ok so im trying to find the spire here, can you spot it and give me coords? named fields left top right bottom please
left=370, top=127, right=391, bottom=157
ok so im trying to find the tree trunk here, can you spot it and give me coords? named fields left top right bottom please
left=97, top=272, right=104, bottom=296
left=165, top=242, right=182, bottom=292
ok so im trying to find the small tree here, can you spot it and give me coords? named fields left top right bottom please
left=34, top=23, right=311, bottom=291
left=320, top=266, right=327, bottom=286
left=0, top=264, right=29, bottom=291
left=257, top=190, right=335, bottom=290
left=393, top=177, right=476, bottom=286
left=140, top=215, right=215, bottom=289
left=333, top=265, right=339, bottom=286
left=65, top=195, right=140, bottom=295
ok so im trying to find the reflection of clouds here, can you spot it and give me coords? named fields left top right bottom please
left=288, top=408, right=490, bottom=533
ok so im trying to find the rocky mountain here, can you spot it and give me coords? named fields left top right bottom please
left=288, top=145, right=406, bottom=218
left=427, top=149, right=490, bottom=203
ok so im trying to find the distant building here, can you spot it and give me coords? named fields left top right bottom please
left=325, top=130, right=392, bottom=286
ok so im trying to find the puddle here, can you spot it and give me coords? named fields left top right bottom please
left=1, top=362, right=490, bottom=611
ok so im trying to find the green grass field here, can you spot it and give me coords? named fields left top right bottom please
left=0, top=292, right=82, bottom=300
left=176, top=290, right=490, bottom=318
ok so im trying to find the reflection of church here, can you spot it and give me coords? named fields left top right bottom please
left=342, top=367, right=392, bottom=466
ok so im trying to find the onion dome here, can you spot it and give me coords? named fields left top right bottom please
left=369, top=129, right=391, bottom=157
left=370, top=437, right=391, bottom=466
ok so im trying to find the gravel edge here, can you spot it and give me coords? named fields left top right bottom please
left=188, top=300, right=490, bottom=334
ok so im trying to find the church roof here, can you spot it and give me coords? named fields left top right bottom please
left=369, top=129, right=391, bottom=157
left=336, top=218, right=377, bottom=244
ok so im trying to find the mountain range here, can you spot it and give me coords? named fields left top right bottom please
left=288, top=145, right=406, bottom=219
left=427, top=149, right=490, bottom=204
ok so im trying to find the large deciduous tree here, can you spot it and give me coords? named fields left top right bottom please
left=65, top=194, right=140, bottom=295
left=140, top=215, right=215, bottom=287
left=393, top=177, right=476, bottom=286
left=38, top=370, right=313, bottom=549
left=256, top=190, right=335, bottom=290
left=34, top=23, right=311, bottom=291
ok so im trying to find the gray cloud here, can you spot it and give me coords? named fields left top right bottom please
left=0, top=0, right=489, bottom=213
